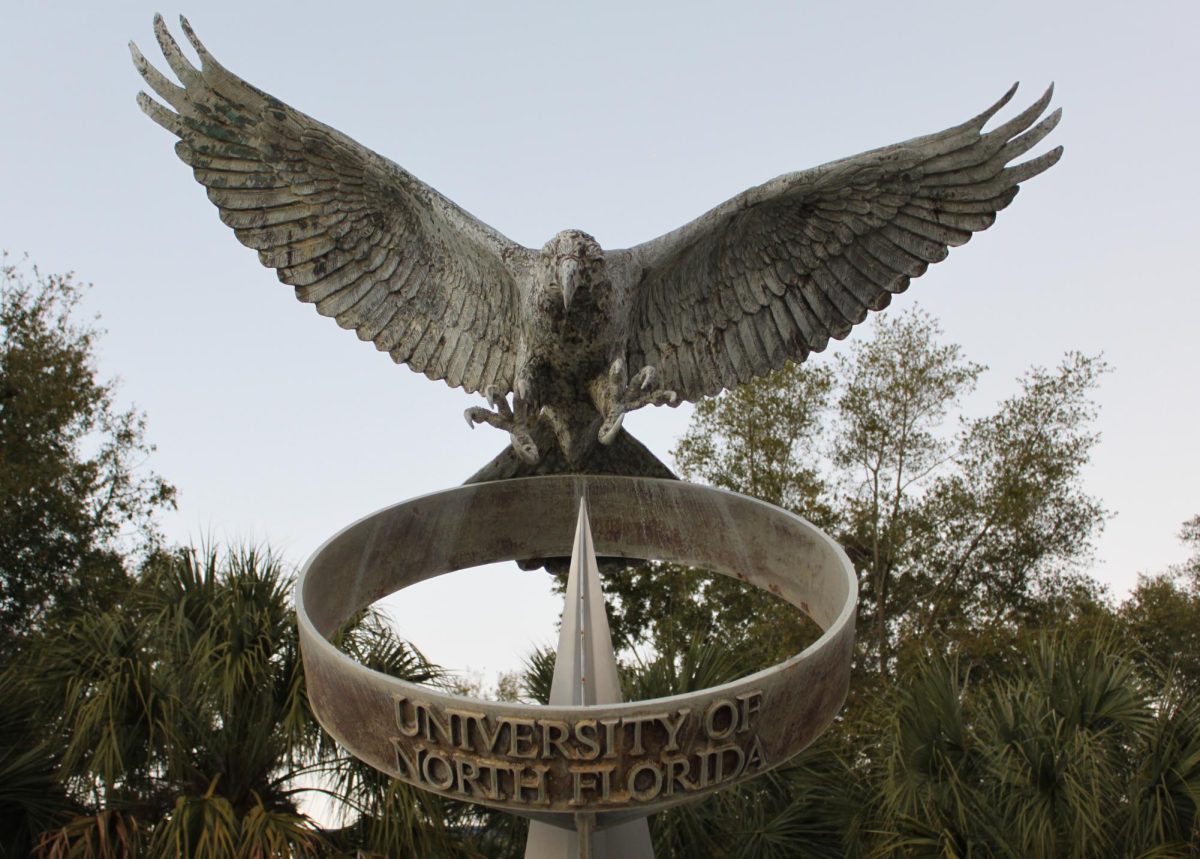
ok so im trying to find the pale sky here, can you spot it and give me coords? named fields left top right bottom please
left=3, top=1, right=1197, bottom=681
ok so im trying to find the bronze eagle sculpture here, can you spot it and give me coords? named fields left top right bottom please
left=133, top=16, right=1061, bottom=483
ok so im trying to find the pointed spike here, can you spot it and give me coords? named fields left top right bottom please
left=549, top=497, right=623, bottom=707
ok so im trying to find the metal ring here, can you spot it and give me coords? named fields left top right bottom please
left=297, top=476, right=856, bottom=829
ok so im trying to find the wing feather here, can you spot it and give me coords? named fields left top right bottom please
left=132, top=16, right=529, bottom=395
left=618, top=86, right=1060, bottom=402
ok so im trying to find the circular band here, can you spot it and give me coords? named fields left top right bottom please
left=297, top=476, right=856, bottom=829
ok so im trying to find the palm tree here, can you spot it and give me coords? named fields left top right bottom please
left=0, top=664, right=76, bottom=857
left=29, top=545, right=471, bottom=857
left=872, top=633, right=1200, bottom=858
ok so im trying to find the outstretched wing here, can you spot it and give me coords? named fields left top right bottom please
left=618, top=85, right=1062, bottom=402
left=132, top=15, right=532, bottom=394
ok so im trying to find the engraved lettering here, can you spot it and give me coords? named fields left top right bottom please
left=744, top=734, right=768, bottom=772
left=704, top=699, right=738, bottom=740
left=698, top=747, right=718, bottom=788
left=455, top=757, right=488, bottom=799
left=601, top=718, right=620, bottom=759
left=571, top=768, right=597, bottom=806
left=662, top=754, right=695, bottom=795
left=510, top=763, right=550, bottom=805
left=420, top=749, right=455, bottom=790
left=419, top=703, right=452, bottom=744
left=716, top=744, right=745, bottom=783
left=540, top=719, right=571, bottom=759
left=507, top=718, right=538, bottom=758
left=627, top=712, right=664, bottom=756
left=737, top=691, right=764, bottom=733
left=574, top=719, right=601, bottom=760
left=388, top=696, right=771, bottom=809
left=484, top=759, right=503, bottom=800
left=476, top=714, right=505, bottom=754
left=660, top=709, right=689, bottom=751
left=393, top=696, right=419, bottom=737
left=445, top=708, right=487, bottom=752
left=392, top=738, right=419, bottom=777
left=627, top=760, right=664, bottom=801
left=570, top=763, right=616, bottom=804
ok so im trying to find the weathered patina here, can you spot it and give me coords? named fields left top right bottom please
left=133, top=16, right=1061, bottom=482
left=296, top=476, right=856, bottom=829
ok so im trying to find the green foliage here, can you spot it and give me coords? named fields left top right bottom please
left=872, top=635, right=1200, bottom=858
left=26, top=545, right=466, bottom=857
left=606, top=307, right=1110, bottom=691
left=832, top=309, right=985, bottom=677
left=607, top=361, right=834, bottom=670
left=35, top=809, right=142, bottom=859
left=0, top=666, right=76, bottom=858
left=675, top=362, right=834, bottom=514
left=0, top=258, right=174, bottom=651
left=6, top=255, right=1194, bottom=855
left=908, top=352, right=1110, bottom=644
left=1120, top=519, right=1200, bottom=699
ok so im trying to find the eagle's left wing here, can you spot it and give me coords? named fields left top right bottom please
left=616, top=85, right=1061, bottom=402
left=132, top=16, right=533, bottom=395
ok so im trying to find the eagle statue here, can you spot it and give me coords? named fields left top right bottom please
left=133, top=16, right=1062, bottom=484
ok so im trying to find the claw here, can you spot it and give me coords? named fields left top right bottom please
left=599, top=412, right=624, bottom=445
left=608, top=358, right=626, bottom=386
left=485, top=385, right=513, bottom=420
left=631, top=366, right=656, bottom=390
left=597, top=359, right=675, bottom=446
left=465, top=386, right=541, bottom=462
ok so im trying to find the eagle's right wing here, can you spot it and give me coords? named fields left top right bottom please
left=617, top=85, right=1061, bottom=403
left=133, top=15, right=531, bottom=394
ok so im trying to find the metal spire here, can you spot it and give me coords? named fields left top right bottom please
left=524, top=497, right=655, bottom=859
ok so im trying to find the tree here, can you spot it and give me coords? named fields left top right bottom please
left=896, top=352, right=1110, bottom=663
left=604, top=307, right=1109, bottom=690
left=0, top=665, right=76, bottom=858
left=872, top=634, right=1200, bottom=857
left=30, top=545, right=473, bottom=858
left=0, top=258, right=174, bottom=651
left=1120, top=515, right=1200, bottom=699
left=831, top=309, right=984, bottom=679
left=604, top=362, right=834, bottom=670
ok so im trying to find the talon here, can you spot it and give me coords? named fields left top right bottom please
left=599, top=411, right=624, bottom=445
left=487, top=386, right=513, bottom=420
left=608, top=358, right=626, bottom=386
left=597, top=361, right=674, bottom=446
left=466, top=386, right=541, bottom=462
left=631, top=366, right=656, bottom=390
left=464, top=406, right=492, bottom=428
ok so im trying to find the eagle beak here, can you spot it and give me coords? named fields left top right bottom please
left=559, top=257, right=581, bottom=311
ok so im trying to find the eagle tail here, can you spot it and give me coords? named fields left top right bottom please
left=463, top=426, right=676, bottom=485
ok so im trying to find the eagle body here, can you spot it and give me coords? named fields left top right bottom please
left=133, top=16, right=1062, bottom=483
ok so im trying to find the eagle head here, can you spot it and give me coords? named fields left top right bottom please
left=541, top=229, right=604, bottom=311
